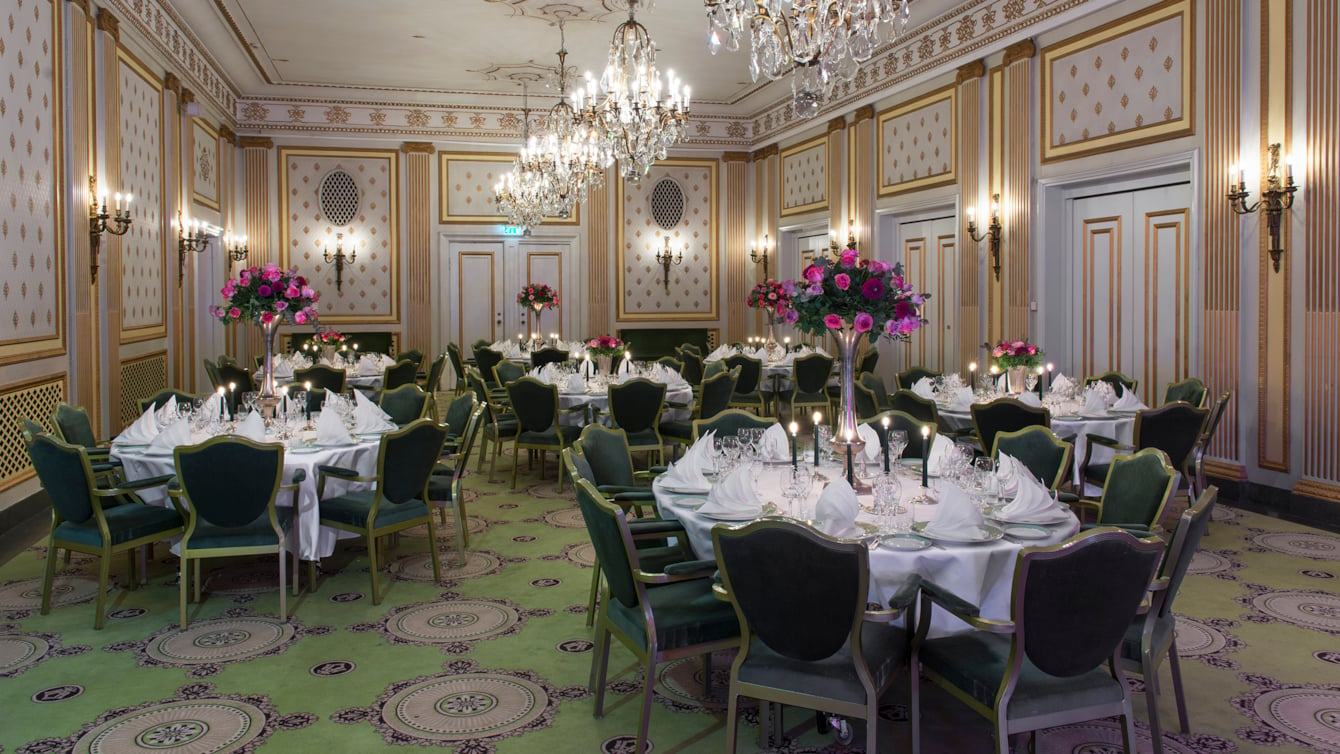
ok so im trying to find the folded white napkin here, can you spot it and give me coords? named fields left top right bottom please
left=1082, top=390, right=1109, bottom=417
left=353, top=390, right=398, bottom=433
left=1017, top=392, right=1042, bottom=408
left=201, top=392, right=226, bottom=422
left=995, top=452, right=1024, bottom=497
left=943, top=373, right=965, bottom=392
left=358, top=353, right=383, bottom=376
left=925, top=434, right=957, bottom=476
left=705, top=344, right=734, bottom=362
left=236, top=411, right=267, bottom=442
left=856, top=423, right=882, bottom=462
left=117, top=406, right=160, bottom=445
left=660, top=430, right=714, bottom=493
left=154, top=396, right=178, bottom=427
left=999, top=471, right=1061, bottom=522
left=1112, top=391, right=1148, bottom=411
left=146, top=418, right=192, bottom=455
left=274, top=360, right=295, bottom=380
left=912, top=377, right=936, bottom=400
left=758, top=423, right=791, bottom=462
left=323, top=391, right=350, bottom=415
left=814, top=477, right=860, bottom=537
left=924, top=483, right=989, bottom=539
left=315, top=408, right=355, bottom=446
left=947, top=386, right=974, bottom=412
left=1052, top=373, right=1075, bottom=395
left=698, top=465, right=761, bottom=518
left=564, top=373, right=586, bottom=394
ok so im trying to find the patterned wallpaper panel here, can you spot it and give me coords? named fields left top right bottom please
left=616, top=160, right=718, bottom=321
left=1042, top=0, right=1193, bottom=161
left=438, top=152, right=580, bottom=225
left=117, top=52, right=166, bottom=336
left=191, top=118, right=219, bottom=210
left=0, top=0, right=63, bottom=359
left=0, top=375, right=64, bottom=491
left=878, top=87, right=956, bottom=196
left=279, top=149, right=399, bottom=323
left=780, top=137, right=828, bottom=216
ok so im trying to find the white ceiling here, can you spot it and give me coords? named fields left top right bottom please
left=172, top=0, right=971, bottom=111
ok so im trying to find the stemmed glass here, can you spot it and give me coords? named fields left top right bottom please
left=716, top=436, right=741, bottom=473
left=1025, top=372, right=1039, bottom=393
left=873, top=473, right=906, bottom=532
left=973, top=456, right=997, bottom=511
left=783, top=463, right=815, bottom=522
left=887, top=430, right=908, bottom=467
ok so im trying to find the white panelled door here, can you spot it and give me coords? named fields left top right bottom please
left=1069, top=182, right=1192, bottom=399
left=894, top=214, right=958, bottom=374
left=446, top=240, right=507, bottom=357
left=517, top=241, right=575, bottom=341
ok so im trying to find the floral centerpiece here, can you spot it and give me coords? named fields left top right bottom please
left=518, top=283, right=559, bottom=344
left=746, top=279, right=792, bottom=360
left=990, top=339, right=1044, bottom=394
left=301, top=329, right=348, bottom=362
left=583, top=335, right=627, bottom=375
left=210, top=264, right=320, bottom=408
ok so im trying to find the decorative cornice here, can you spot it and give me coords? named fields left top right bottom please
left=95, top=8, right=120, bottom=40
left=1003, top=39, right=1037, bottom=65
left=827, top=116, right=847, bottom=134
left=721, top=151, right=751, bottom=163
left=181, top=89, right=197, bottom=105
left=218, top=125, right=237, bottom=143
left=102, top=0, right=238, bottom=119
left=163, top=73, right=182, bottom=95
left=751, top=144, right=779, bottom=160
left=400, top=141, right=437, bottom=155
left=853, top=104, right=876, bottom=123
left=66, top=0, right=92, bottom=17
left=956, top=60, right=987, bottom=84
left=237, top=136, right=274, bottom=149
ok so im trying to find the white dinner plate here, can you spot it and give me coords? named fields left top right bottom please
left=660, top=485, right=711, bottom=495
left=1053, top=414, right=1083, bottom=421
left=316, top=442, right=358, bottom=449
left=1002, top=524, right=1052, bottom=540
left=987, top=507, right=1072, bottom=525
left=875, top=534, right=933, bottom=551
left=696, top=508, right=761, bottom=521
left=1107, top=409, right=1140, bottom=416
left=911, top=522, right=1004, bottom=544
left=289, top=446, right=321, bottom=454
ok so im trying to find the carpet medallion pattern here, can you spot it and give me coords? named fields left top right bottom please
left=105, top=611, right=331, bottom=677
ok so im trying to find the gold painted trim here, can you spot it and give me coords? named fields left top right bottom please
left=437, top=151, right=580, bottom=225
left=1203, top=459, right=1247, bottom=481
left=190, top=116, right=221, bottom=210
left=615, top=157, right=720, bottom=322
left=1257, top=0, right=1291, bottom=474
left=876, top=85, right=958, bottom=197
left=115, top=46, right=169, bottom=344
left=277, top=146, right=402, bottom=324
left=400, top=141, right=436, bottom=154
left=778, top=134, right=830, bottom=217
left=456, top=250, right=497, bottom=346
left=1293, top=479, right=1340, bottom=503
left=1040, top=0, right=1195, bottom=163
left=237, top=136, right=274, bottom=149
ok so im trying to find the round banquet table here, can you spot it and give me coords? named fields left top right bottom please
left=547, top=383, right=694, bottom=426
left=111, top=430, right=382, bottom=561
left=937, top=407, right=1135, bottom=490
left=654, top=462, right=1080, bottom=637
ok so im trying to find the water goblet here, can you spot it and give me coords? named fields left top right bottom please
left=887, top=430, right=908, bottom=465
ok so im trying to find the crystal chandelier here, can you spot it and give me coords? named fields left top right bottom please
left=704, top=0, right=911, bottom=118
left=494, top=84, right=556, bottom=233
left=573, top=0, right=691, bottom=181
left=518, top=20, right=611, bottom=219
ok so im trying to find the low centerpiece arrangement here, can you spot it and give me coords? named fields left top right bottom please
left=583, top=335, right=627, bottom=375
left=211, top=264, right=320, bottom=415
left=990, top=339, right=1044, bottom=394
left=746, top=279, right=792, bottom=361
left=788, top=249, right=929, bottom=457
left=302, top=329, right=347, bottom=362
left=518, top=283, right=559, bottom=344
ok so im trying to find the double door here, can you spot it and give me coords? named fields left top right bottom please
left=443, top=238, right=576, bottom=358
left=894, top=214, right=959, bottom=374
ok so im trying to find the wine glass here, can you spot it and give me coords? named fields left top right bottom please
left=716, top=436, right=741, bottom=472
left=873, top=473, right=906, bottom=531
left=887, top=430, right=908, bottom=466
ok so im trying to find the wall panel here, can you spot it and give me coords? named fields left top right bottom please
left=877, top=87, right=957, bottom=196
left=779, top=136, right=828, bottom=217
left=616, top=159, right=718, bottom=321
left=116, top=49, right=167, bottom=342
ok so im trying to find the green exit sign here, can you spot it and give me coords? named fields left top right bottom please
left=499, top=225, right=525, bottom=236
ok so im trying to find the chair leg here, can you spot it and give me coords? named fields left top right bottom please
left=426, top=518, right=443, bottom=584
left=586, top=565, right=601, bottom=628
left=179, top=556, right=189, bottom=628
left=701, top=652, right=712, bottom=696
left=368, top=534, right=381, bottom=604
left=637, top=656, right=656, bottom=754
left=1144, top=667, right=1164, bottom=754
left=94, top=551, right=111, bottom=630
left=291, top=548, right=300, bottom=597
left=725, top=691, right=741, bottom=754
left=756, top=701, right=770, bottom=748
left=40, top=535, right=59, bottom=616
left=590, top=627, right=612, bottom=711
left=511, top=443, right=520, bottom=489
left=1119, top=698, right=1138, bottom=754
left=866, top=699, right=879, bottom=754
left=125, top=550, right=137, bottom=590
left=909, top=655, right=921, bottom=754
left=1167, top=640, right=1190, bottom=732
left=307, top=560, right=318, bottom=593
left=194, top=559, right=202, bottom=603
left=278, top=549, right=287, bottom=621
left=556, top=452, right=565, bottom=493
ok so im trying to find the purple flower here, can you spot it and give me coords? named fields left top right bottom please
left=823, top=313, right=844, bottom=329
left=784, top=309, right=800, bottom=324
left=840, top=249, right=858, bottom=268
left=884, top=319, right=897, bottom=336
left=257, top=284, right=273, bottom=298
left=861, top=278, right=884, bottom=299
left=834, top=273, right=851, bottom=291
left=803, top=265, right=824, bottom=284
left=808, top=283, right=823, bottom=295
left=853, top=312, right=874, bottom=333
left=894, top=300, right=913, bottom=319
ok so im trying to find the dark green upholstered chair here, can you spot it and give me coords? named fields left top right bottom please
left=52, top=402, right=106, bottom=451
left=419, top=352, right=448, bottom=394
left=607, top=378, right=667, bottom=465
left=1075, top=447, right=1178, bottom=535
left=661, top=367, right=739, bottom=454
left=379, top=384, right=432, bottom=425
left=860, top=373, right=893, bottom=412
left=857, top=347, right=879, bottom=375
left=316, top=419, right=448, bottom=603
left=1190, top=391, right=1232, bottom=497
left=466, top=367, right=517, bottom=477
left=382, top=359, right=419, bottom=390
left=531, top=347, right=569, bottom=369
left=1083, top=370, right=1139, bottom=397
left=440, top=392, right=478, bottom=454
left=20, top=417, right=47, bottom=441
left=890, top=389, right=937, bottom=424
left=655, top=356, right=682, bottom=373
left=506, top=377, right=582, bottom=491
left=971, top=398, right=1050, bottom=459
left=1163, top=378, right=1208, bottom=408
left=691, top=408, right=773, bottom=441
left=1080, top=402, right=1208, bottom=493
left=217, top=355, right=239, bottom=367
left=474, top=347, right=505, bottom=390
left=703, top=359, right=729, bottom=381
left=216, top=364, right=257, bottom=413
left=853, top=378, right=883, bottom=423
left=170, top=437, right=302, bottom=627
left=678, top=350, right=704, bottom=387
left=870, top=409, right=936, bottom=461
left=491, top=359, right=528, bottom=388
left=894, top=366, right=940, bottom=391
left=139, top=389, right=197, bottom=413
left=574, top=476, right=738, bottom=754
left=725, top=353, right=767, bottom=415
left=446, top=343, right=470, bottom=394
left=396, top=349, right=425, bottom=371
left=909, top=528, right=1163, bottom=754
left=780, top=354, right=834, bottom=419
left=678, top=342, right=703, bottom=358
left=469, top=339, right=491, bottom=362
left=203, top=359, right=222, bottom=389
left=1122, top=486, right=1217, bottom=754
left=427, top=404, right=486, bottom=563
left=991, top=426, right=1074, bottom=492
left=27, top=433, right=182, bottom=629
left=715, top=519, right=919, bottom=753
left=294, top=364, right=347, bottom=395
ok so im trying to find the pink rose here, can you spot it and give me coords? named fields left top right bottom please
left=285, top=285, right=300, bottom=298
left=260, top=311, right=275, bottom=324
left=834, top=273, right=851, bottom=290
left=823, top=314, right=844, bottom=329
left=784, top=309, right=800, bottom=324
left=854, top=312, right=874, bottom=333
left=1026, top=345, right=1037, bottom=355
left=301, top=286, right=315, bottom=299
left=275, top=301, right=289, bottom=311
left=228, top=307, right=241, bottom=319
left=861, top=278, right=884, bottom=299
left=803, top=265, right=824, bottom=284
left=840, top=249, right=858, bottom=268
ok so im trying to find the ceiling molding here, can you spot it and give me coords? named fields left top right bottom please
left=104, top=0, right=240, bottom=119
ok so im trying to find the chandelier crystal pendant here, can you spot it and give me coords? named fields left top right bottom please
left=704, top=0, right=911, bottom=118
left=494, top=83, right=556, bottom=233
left=573, top=0, right=691, bottom=181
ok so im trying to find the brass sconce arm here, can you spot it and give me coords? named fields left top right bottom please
left=749, top=233, right=771, bottom=280
left=653, top=237, right=684, bottom=292
left=967, top=193, right=1003, bottom=281
left=176, top=213, right=212, bottom=286
left=323, top=232, right=357, bottom=293
left=88, top=176, right=133, bottom=282
left=1227, top=143, right=1298, bottom=273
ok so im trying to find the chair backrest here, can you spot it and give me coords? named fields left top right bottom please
left=1013, top=529, right=1163, bottom=678
left=853, top=379, right=882, bottom=422
left=422, top=353, right=448, bottom=392
left=216, top=363, right=256, bottom=395
left=678, top=342, right=703, bottom=358
left=506, top=377, right=559, bottom=433
left=1099, top=447, right=1177, bottom=528
left=446, top=343, right=469, bottom=386
left=175, top=437, right=283, bottom=528
left=697, top=367, right=739, bottom=421
left=715, top=519, right=866, bottom=662
left=1163, top=378, right=1208, bottom=407
left=465, top=367, right=502, bottom=425
left=531, top=347, right=569, bottom=369
left=52, top=402, right=98, bottom=448
left=971, top=398, right=1050, bottom=459
left=608, top=379, right=666, bottom=434
left=703, top=359, right=728, bottom=381
left=441, top=406, right=487, bottom=498
left=294, top=364, right=347, bottom=394
left=397, top=349, right=425, bottom=371
left=692, top=408, right=773, bottom=440
left=26, top=434, right=98, bottom=523
left=894, top=367, right=940, bottom=391
left=794, top=354, right=835, bottom=394
left=470, top=339, right=491, bottom=359
left=992, top=426, right=1073, bottom=491
left=217, top=355, right=239, bottom=367
left=474, top=348, right=505, bottom=387
left=858, top=372, right=891, bottom=411
left=442, top=392, right=477, bottom=443
left=1133, top=401, right=1209, bottom=470
left=1202, top=390, right=1231, bottom=446
left=383, top=360, right=419, bottom=390
left=655, top=356, right=683, bottom=373
left=1153, top=486, right=1217, bottom=621
left=857, top=348, right=879, bottom=375
left=573, top=476, right=643, bottom=609
left=575, top=424, right=637, bottom=487
left=1083, top=371, right=1138, bottom=397
left=492, top=360, right=528, bottom=388
left=724, top=354, right=762, bottom=394
left=138, top=389, right=198, bottom=413
left=202, top=359, right=222, bottom=389
left=889, top=389, right=937, bottom=424
left=379, top=384, right=432, bottom=424
left=873, top=409, right=936, bottom=459
left=679, top=351, right=704, bottom=386
left=378, top=419, right=449, bottom=504
left=21, top=416, right=46, bottom=441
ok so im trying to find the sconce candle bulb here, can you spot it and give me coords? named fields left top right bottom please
left=967, top=193, right=1004, bottom=280
left=88, top=176, right=133, bottom=282
left=1228, top=143, right=1298, bottom=273
left=323, top=231, right=357, bottom=293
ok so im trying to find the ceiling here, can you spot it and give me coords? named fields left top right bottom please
left=171, top=0, right=970, bottom=111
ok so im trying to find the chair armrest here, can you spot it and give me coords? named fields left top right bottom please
left=85, top=447, right=113, bottom=458
left=1086, top=433, right=1123, bottom=449
left=90, top=461, right=121, bottom=474
left=1069, top=497, right=1101, bottom=514
left=1148, top=576, right=1171, bottom=593
left=1056, top=491, right=1080, bottom=505
left=318, top=464, right=360, bottom=478
left=288, top=468, right=308, bottom=485
left=920, top=578, right=980, bottom=619
left=559, top=405, right=588, bottom=415
left=863, top=574, right=923, bottom=623
left=627, top=519, right=686, bottom=537
left=639, top=467, right=668, bottom=477
left=1079, top=522, right=1157, bottom=539
left=634, top=564, right=715, bottom=584
left=103, top=473, right=176, bottom=494
left=612, top=491, right=657, bottom=503
left=662, top=559, right=717, bottom=577
left=597, top=484, right=643, bottom=494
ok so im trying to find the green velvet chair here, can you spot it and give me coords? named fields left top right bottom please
left=474, top=347, right=505, bottom=390
left=779, top=354, right=834, bottom=419
left=379, top=384, right=432, bottom=425
left=869, top=409, right=937, bottom=461
left=991, top=426, right=1074, bottom=492
left=661, top=367, right=739, bottom=455
left=440, top=391, right=478, bottom=454
left=908, top=528, right=1164, bottom=754
left=27, top=433, right=183, bottom=629
left=655, top=356, right=682, bottom=373
left=419, top=352, right=448, bottom=394
left=170, top=437, right=302, bottom=628
left=491, top=359, right=528, bottom=389
left=446, top=343, right=470, bottom=395
left=971, top=398, right=1050, bottom=459
left=574, top=476, right=738, bottom=754
left=1189, top=391, right=1232, bottom=497
left=506, top=377, right=582, bottom=491
left=678, top=350, right=704, bottom=387
left=714, top=518, right=920, bottom=753
left=316, top=419, right=448, bottom=603
left=203, top=359, right=222, bottom=389
left=216, top=364, right=257, bottom=413
left=531, top=347, right=569, bottom=369
left=382, top=359, right=419, bottom=391
left=139, top=389, right=198, bottom=413
left=1122, top=486, right=1217, bottom=754
left=691, top=408, right=773, bottom=441
left=294, top=364, right=346, bottom=394
left=853, top=378, right=884, bottom=423
left=1075, top=447, right=1179, bottom=535
left=217, top=355, right=239, bottom=368
left=469, top=339, right=492, bottom=363
left=426, top=404, right=486, bottom=564
left=725, top=353, right=767, bottom=415
left=894, top=366, right=941, bottom=391
left=703, top=359, right=729, bottom=381
left=466, top=367, right=517, bottom=478
left=1080, top=402, right=1208, bottom=493
left=606, top=378, right=667, bottom=465
left=1083, top=370, right=1139, bottom=397
left=1162, top=377, right=1208, bottom=408
left=51, top=403, right=121, bottom=479
left=856, top=347, right=879, bottom=376
left=890, top=389, right=938, bottom=424
left=396, top=349, right=425, bottom=371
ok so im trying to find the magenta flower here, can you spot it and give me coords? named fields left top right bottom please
left=823, top=313, right=844, bottom=329
left=228, top=307, right=241, bottom=319
left=275, top=301, right=289, bottom=311
left=861, top=278, right=884, bottom=299
left=294, top=310, right=308, bottom=325
left=257, top=284, right=272, bottom=298
left=834, top=273, right=851, bottom=291
left=260, top=311, right=275, bottom=324
left=285, top=285, right=300, bottom=298
left=803, top=265, right=824, bottom=284
left=854, top=312, right=874, bottom=333
left=884, top=319, right=897, bottom=336
left=784, top=309, right=800, bottom=324
left=894, top=300, right=913, bottom=319
left=840, top=249, right=858, bottom=268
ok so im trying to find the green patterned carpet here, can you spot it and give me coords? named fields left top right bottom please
left=1, top=450, right=1338, bottom=753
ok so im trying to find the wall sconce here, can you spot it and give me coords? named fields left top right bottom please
left=88, top=176, right=132, bottom=282
left=324, top=231, right=356, bottom=293
left=654, top=237, right=684, bottom=292
left=1228, top=143, right=1298, bottom=273
left=224, top=232, right=249, bottom=266
left=967, top=194, right=1003, bottom=280
left=750, top=233, right=772, bottom=279
left=176, top=213, right=211, bottom=286
left=828, top=217, right=858, bottom=255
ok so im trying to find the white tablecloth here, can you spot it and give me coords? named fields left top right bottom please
left=938, top=408, right=1135, bottom=488
left=654, top=462, right=1079, bottom=636
left=555, top=385, right=694, bottom=426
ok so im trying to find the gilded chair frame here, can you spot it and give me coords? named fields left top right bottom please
left=894, top=367, right=941, bottom=392
left=724, top=353, right=767, bottom=415
left=991, top=426, right=1074, bottom=492
left=382, top=359, right=419, bottom=391
left=691, top=408, right=774, bottom=441
left=293, top=364, right=347, bottom=394
left=428, top=404, right=486, bottom=564
left=1083, top=371, right=1139, bottom=397
left=606, top=378, right=668, bottom=465
left=1075, top=447, right=1179, bottom=532
left=378, top=384, right=433, bottom=424
left=782, top=353, right=835, bottom=418
left=971, top=398, right=1051, bottom=459
left=506, top=377, right=583, bottom=491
